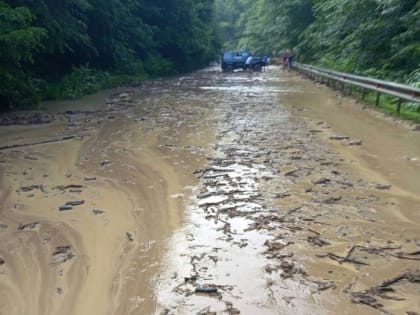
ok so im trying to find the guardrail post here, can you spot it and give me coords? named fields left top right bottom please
left=376, top=92, right=381, bottom=106
left=397, top=99, right=402, bottom=113
left=361, top=89, right=366, bottom=100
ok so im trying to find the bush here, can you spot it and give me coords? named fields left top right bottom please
left=0, top=73, right=41, bottom=111
left=404, top=69, right=420, bottom=112
left=41, top=63, right=152, bottom=101
left=144, top=54, right=176, bottom=77
left=60, top=66, right=109, bottom=99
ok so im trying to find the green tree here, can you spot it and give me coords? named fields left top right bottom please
left=298, top=0, right=419, bottom=79
left=0, top=0, right=220, bottom=109
left=140, top=0, right=218, bottom=71
left=0, top=2, right=46, bottom=109
left=7, top=0, right=94, bottom=75
left=215, top=0, right=419, bottom=82
left=215, top=0, right=314, bottom=56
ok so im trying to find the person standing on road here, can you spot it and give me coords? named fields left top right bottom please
left=287, top=49, right=294, bottom=71
left=245, top=55, right=253, bottom=72
left=282, top=51, right=288, bottom=70
left=262, top=56, right=270, bottom=71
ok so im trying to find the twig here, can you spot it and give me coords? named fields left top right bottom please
left=0, top=136, right=76, bottom=151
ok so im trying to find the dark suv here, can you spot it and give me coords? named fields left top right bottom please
left=221, top=50, right=265, bottom=72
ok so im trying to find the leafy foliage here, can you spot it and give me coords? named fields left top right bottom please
left=215, top=0, right=314, bottom=56
left=43, top=66, right=112, bottom=100
left=3, top=0, right=418, bottom=110
left=0, top=0, right=219, bottom=110
left=0, top=2, right=47, bottom=108
left=214, top=0, right=419, bottom=83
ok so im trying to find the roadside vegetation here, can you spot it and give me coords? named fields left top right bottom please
left=214, top=0, right=420, bottom=116
left=1, top=0, right=418, bottom=114
left=358, top=92, right=420, bottom=122
left=214, top=0, right=419, bottom=82
left=0, top=0, right=219, bottom=110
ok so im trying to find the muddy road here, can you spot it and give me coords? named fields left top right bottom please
left=0, top=66, right=419, bottom=315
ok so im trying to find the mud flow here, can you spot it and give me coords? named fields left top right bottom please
left=0, top=66, right=419, bottom=315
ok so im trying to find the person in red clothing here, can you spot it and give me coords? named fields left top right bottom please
left=282, top=51, right=288, bottom=70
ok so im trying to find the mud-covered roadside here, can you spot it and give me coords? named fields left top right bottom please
left=0, top=66, right=419, bottom=315
left=153, top=69, right=420, bottom=315
left=0, top=82, right=215, bottom=314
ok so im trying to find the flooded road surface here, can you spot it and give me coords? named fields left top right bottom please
left=0, top=67, right=419, bottom=315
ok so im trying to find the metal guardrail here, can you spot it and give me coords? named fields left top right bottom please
left=294, top=63, right=420, bottom=113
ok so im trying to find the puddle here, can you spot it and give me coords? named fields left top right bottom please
left=200, top=86, right=299, bottom=94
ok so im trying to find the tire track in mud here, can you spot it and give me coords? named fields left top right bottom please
left=0, top=86, right=212, bottom=315
left=155, top=75, right=342, bottom=314
left=155, top=69, right=420, bottom=315
left=1, top=68, right=419, bottom=315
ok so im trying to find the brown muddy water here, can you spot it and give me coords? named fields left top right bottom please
left=0, top=66, right=419, bottom=315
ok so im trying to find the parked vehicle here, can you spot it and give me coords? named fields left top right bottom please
left=221, top=51, right=266, bottom=72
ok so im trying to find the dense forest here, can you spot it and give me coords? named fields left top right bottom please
left=0, top=0, right=219, bottom=109
left=1, top=0, right=419, bottom=110
left=215, top=0, right=419, bottom=85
